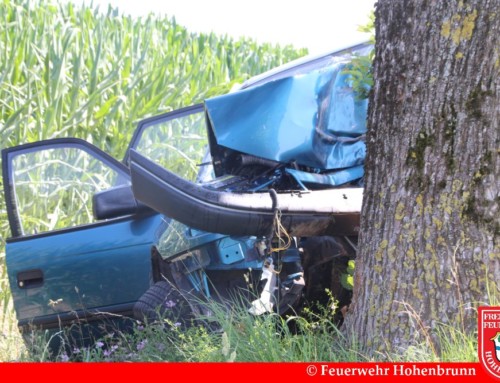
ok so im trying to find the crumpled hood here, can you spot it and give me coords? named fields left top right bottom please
left=204, top=60, right=368, bottom=171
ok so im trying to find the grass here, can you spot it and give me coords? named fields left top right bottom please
left=4, top=294, right=478, bottom=362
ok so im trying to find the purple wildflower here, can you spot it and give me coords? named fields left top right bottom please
left=163, top=299, right=176, bottom=308
left=136, top=339, right=148, bottom=351
left=60, top=353, right=70, bottom=362
left=95, top=341, right=104, bottom=348
left=103, top=345, right=119, bottom=358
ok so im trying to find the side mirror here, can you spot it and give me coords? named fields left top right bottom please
left=93, top=184, right=154, bottom=220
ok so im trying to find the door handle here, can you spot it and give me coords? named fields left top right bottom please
left=17, top=269, right=44, bottom=288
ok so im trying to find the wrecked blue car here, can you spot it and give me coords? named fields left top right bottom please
left=2, top=41, right=371, bottom=349
left=129, top=42, right=369, bottom=323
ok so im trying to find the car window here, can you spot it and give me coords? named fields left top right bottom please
left=9, top=145, right=127, bottom=236
left=132, top=107, right=213, bottom=182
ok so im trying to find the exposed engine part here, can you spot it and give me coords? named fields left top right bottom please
left=249, top=257, right=277, bottom=315
left=277, top=274, right=305, bottom=315
left=300, top=236, right=355, bottom=324
left=149, top=234, right=356, bottom=324
left=235, top=153, right=281, bottom=169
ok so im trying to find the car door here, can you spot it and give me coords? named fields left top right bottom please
left=2, top=138, right=164, bottom=334
left=124, top=104, right=208, bottom=182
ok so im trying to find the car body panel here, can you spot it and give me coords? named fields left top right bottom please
left=2, top=138, right=164, bottom=333
left=7, top=213, right=163, bottom=326
left=205, top=60, right=367, bottom=170
left=240, top=40, right=372, bottom=89
left=130, top=148, right=362, bottom=237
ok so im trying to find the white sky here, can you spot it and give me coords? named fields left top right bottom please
left=64, top=0, right=375, bottom=54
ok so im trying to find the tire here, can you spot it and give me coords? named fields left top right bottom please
left=133, top=281, right=193, bottom=326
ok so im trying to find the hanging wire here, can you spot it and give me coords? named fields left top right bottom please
left=266, top=188, right=292, bottom=280
left=270, top=209, right=292, bottom=253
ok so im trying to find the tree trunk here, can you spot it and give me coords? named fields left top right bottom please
left=343, top=0, right=500, bottom=357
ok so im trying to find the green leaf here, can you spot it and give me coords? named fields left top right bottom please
left=341, top=273, right=354, bottom=290
left=346, top=260, right=355, bottom=275
left=94, top=95, right=119, bottom=119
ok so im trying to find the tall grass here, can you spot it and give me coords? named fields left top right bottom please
left=8, top=294, right=478, bottom=362
left=0, top=0, right=306, bottom=360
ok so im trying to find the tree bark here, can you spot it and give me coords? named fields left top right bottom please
left=343, top=0, right=500, bottom=357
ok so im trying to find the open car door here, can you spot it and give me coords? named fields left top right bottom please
left=2, top=138, right=163, bottom=344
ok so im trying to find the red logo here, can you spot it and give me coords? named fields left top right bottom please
left=479, top=307, right=500, bottom=380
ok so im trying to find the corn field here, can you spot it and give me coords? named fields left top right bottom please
left=0, top=0, right=307, bottom=358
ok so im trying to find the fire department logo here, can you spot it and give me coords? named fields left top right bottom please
left=479, top=307, right=500, bottom=380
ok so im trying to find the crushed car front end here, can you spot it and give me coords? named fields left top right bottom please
left=129, top=41, right=371, bottom=323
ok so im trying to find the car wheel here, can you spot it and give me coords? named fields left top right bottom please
left=133, top=281, right=194, bottom=326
